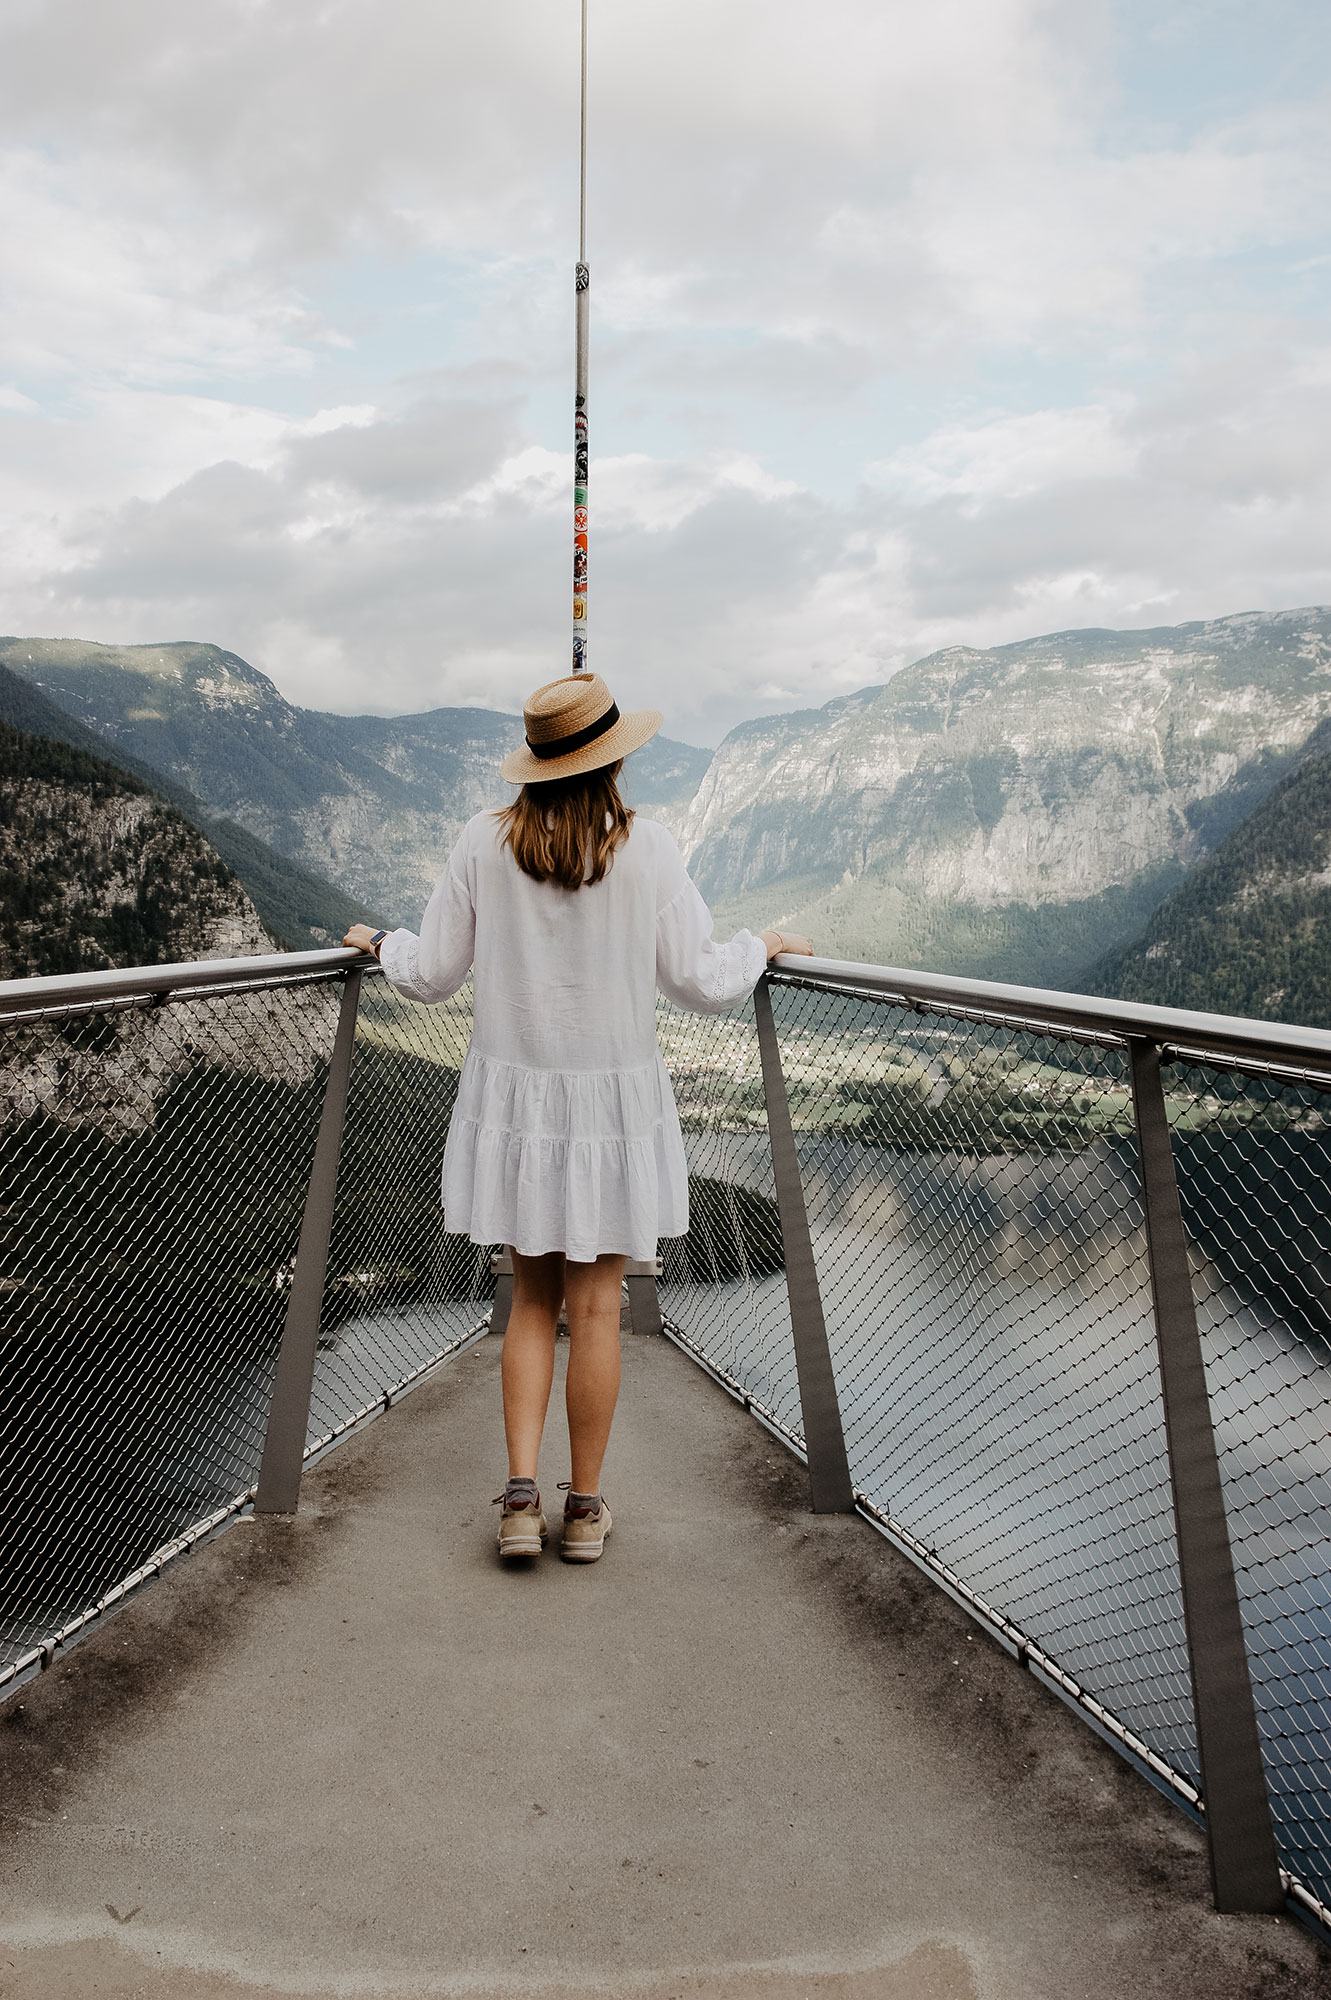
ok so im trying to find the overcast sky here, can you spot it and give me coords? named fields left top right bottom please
left=2, top=0, right=1330, bottom=743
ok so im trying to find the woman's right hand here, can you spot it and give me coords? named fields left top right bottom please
left=343, top=924, right=383, bottom=955
left=758, top=929, right=814, bottom=962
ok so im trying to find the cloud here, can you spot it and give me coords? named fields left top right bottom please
left=0, top=1, right=1329, bottom=740
left=869, top=407, right=1140, bottom=507
left=13, top=334, right=1330, bottom=743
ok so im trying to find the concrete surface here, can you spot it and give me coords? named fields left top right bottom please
left=1, top=1331, right=1327, bottom=2000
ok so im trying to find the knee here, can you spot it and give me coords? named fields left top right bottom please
left=565, top=1284, right=623, bottom=1338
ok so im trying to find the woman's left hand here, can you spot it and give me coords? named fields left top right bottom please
left=343, top=924, right=382, bottom=954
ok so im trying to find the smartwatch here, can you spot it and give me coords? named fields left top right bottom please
left=368, top=928, right=389, bottom=959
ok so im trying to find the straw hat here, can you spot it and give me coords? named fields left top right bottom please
left=500, top=673, right=663, bottom=784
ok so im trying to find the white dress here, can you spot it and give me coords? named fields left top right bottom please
left=379, top=812, right=767, bottom=1263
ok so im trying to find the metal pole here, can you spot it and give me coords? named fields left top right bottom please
left=1129, top=1038, right=1284, bottom=1912
left=256, top=966, right=364, bottom=1514
left=572, top=0, right=589, bottom=672
left=752, top=978, right=855, bottom=1513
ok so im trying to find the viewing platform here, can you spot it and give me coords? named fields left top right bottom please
left=4, top=1329, right=1326, bottom=2000
left=4, top=946, right=1331, bottom=1995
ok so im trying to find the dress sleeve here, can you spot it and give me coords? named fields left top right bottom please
left=378, top=833, right=476, bottom=1004
left=654, top=830, right=768, bottom=1015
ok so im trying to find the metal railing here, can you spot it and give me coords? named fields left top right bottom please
left=0, top=948, right=491, bottom=1687
left=658, top=954, right=1331, bottom=1931
left=3, top=946, right=1331, bottom=1931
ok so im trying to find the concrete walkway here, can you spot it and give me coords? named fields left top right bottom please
left=1, top=1331, right=1326, bottom=2000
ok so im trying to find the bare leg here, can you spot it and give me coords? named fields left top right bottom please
left=503, top=1249, right=565, bottom=1480
left=563, top=1254, right=626, bottom=1493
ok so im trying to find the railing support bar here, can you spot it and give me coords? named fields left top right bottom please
left=752, top=977, right=855, bottom=1513
left=490, top=1250, right=661, bottom=1335
left=256, top=966, right=364, bottom=1514
left=1129, top=1038, right=1283, bottom=1912
left=489, top=1250, right=514, bottom=1335
left=625, top=1258, right=664, bottom=1336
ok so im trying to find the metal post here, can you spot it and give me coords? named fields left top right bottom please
left=489, top=1249, right=514, bottom=1335
left=571, top=0, right=589, bottom=671
left=625, top=1257, right=663, bottom=1336
left=256, top=967, right=364, bottom=1514
left=752, top=977, right=855, bottom=1513
left=1129, top=1038, right=1284, bottom=1912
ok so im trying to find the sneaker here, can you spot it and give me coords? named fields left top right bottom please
left=559, top=1488, right=612, bottom=1563
left=493, top=1480, right=547, bottom=1559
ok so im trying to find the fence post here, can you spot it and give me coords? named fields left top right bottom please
left=625, top=1257, right=664, bottom=1335
left=489, top=1250, right=514, bottom=1334
left=1129, top=1038, right=1284, bottom=1913
left=256, top=966, right=364, bottom=1514
left=753, top=977, right=855, bottom=1513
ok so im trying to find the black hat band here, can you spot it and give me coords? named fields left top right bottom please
left=527, top=700, right=620, bottom=759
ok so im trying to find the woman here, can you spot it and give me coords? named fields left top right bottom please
left=344, top=672, right=811, bottom=1564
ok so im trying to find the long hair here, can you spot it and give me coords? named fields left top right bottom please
left=497, top=760, right=634, bottom=892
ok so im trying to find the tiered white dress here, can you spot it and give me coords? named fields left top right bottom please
left=379, top=812, right=767, bottom=1263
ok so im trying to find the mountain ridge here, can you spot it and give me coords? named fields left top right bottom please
left=0, top=662, right=379, bottom=949
left=9, top=608, right=1331, bottom=998
left=684, top=605, right=1331, bottom=983
left=0, top=639, right=711, bottom=925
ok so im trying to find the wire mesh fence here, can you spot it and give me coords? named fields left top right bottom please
left=0, top=964, right=495, bottom=1689
left=654, top=994, right=799, bottom=1441
left=767, top=982, right=1195, bottom=1779
left=1162, top=1054, right=1331, bottom=1910
left=661, top=978, right=1199, bottom=1779
left=0, top=973, right=342, bottom=1678
left=308, top=974, right=494, bottom=1455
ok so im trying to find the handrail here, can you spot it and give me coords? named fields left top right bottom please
left=0, top=946, right=370, bottom=1017
left=6, top=942, right=1331, bottom=1074
left=769, top=952, right=1331, bottom=1076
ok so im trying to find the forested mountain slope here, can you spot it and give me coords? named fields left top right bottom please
left=684, top=607, right=1331, bottom=984
left=1, top=640, right=711, bottom=924
left=0, top=724, right=273, bottom=979
left=1091, top=717, right=1331, bottom=1028
left=0, top=664, right=378, bottom=948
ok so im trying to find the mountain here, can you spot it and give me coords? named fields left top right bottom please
left=0, top=662, right=380, bottom=949
left=11, top=611, right=1331, bottom=997
left=0, top=722, right=273, bottom=979
left=0, top=640, right=712, bottom=926
left=678, top=607, right=1331, bottom=985
left=1090, top=716, right=1331, bottom=1027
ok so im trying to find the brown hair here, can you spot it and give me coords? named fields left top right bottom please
left=496, top=761, right=634, bottom=891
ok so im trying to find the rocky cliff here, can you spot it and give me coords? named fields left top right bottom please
left=1092, top=715, right=1331, bottom=1027
left=0, top=664, right=380, bottom=950
left=680, top=608, right=1331, bottom=983
left=0, top=640, right=711, bottom=925
left=0, top=724, right=274, bottom=979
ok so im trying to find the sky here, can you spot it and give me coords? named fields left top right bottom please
left=1, top=0, right=1330, bottom=744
